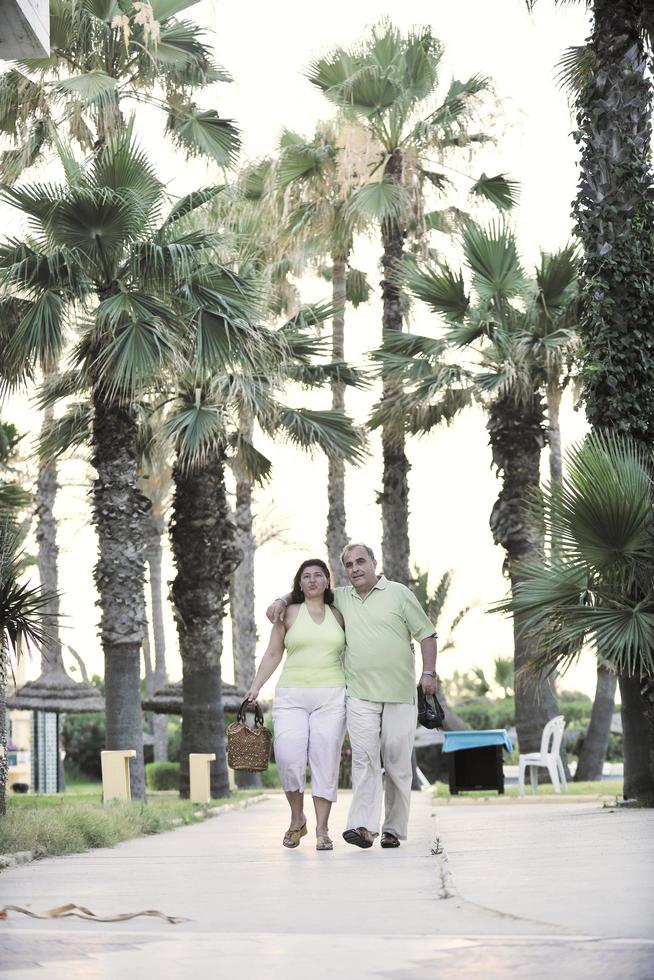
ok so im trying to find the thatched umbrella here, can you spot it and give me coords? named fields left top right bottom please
left=7, top=650, right=105, bottom=793
left=142, top=679, right=248, bottom=715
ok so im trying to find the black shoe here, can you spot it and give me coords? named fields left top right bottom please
left=380, top=832, right=400, bottom=848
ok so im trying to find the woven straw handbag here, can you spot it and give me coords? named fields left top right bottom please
left=226, top=699, right=272, bottom=772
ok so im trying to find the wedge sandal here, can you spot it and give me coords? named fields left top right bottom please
left=316, top=835, right=333, bottom=851
left=283, top=821, right=308, bottom=848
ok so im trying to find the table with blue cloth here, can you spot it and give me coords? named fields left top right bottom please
left=442, top=729, right=514, bottom=795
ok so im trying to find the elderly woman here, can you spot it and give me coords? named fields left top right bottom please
left=246, top=558, right=346, bottom=851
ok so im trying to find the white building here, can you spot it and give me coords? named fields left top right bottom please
left=0, top=0, right=49, bottom=59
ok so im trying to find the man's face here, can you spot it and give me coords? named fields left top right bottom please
left=343, top=546, right=378, bottom=593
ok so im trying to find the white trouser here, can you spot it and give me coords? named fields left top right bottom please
left=346, top=697, right=417, bottom=840
left=273, top=688, right=346, bottom=802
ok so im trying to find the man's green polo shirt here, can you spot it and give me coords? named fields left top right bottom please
left=333, top=575, right=436, bottom=703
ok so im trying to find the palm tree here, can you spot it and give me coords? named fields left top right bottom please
left=0, top=134, right=254, bottom=799
left=164, top=316, right=366, bottom=798
left=136, top=410, right=172, bottom=762
left=275, top=120, right=373, bottom=583
left=306, top=21, right=518, bottom=585
left=500, top=432, right=654, bottom=804
left=0, top=521, right=55, bottom=814
left=370, top=223, right=577, bottom=753
left=0, top=0, right=240, bottom=179
left=530, top=0, right=654, bottom=800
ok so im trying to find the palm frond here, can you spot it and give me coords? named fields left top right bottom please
left=39, top=402, right=92, bottom=460
left=166, top=104, right=241, bottom=167
left=288, top=361, right=370, bottom=390
left=346, top=179, right=410, bottom=224
left=276, top=407, right=367, bottom=463
left=469, top=173, right=520, bottom=211
left=346, top=268, right=370, bottom=307
left=161, top=186, right=224, bottom=228
left=403, top=257, right=469, bottom=322
left=227, top=433, right=272, bottom=485
left=92, top=317, right=176, bottom=401
left=54, top=70, right=119, bottom=105
left=462, top=220, right=525, bottom=302
left=164, top=399, right=229, bottom=470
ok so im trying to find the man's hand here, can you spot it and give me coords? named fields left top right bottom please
left=266, top=599, right=287, bottom=624
left=420, top=673, right=438, bottom=697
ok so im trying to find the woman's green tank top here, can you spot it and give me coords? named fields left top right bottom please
left=277, top=603, right=345, bottom=689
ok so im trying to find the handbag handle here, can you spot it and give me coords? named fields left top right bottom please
left=237, top=698, right=264, bottom=727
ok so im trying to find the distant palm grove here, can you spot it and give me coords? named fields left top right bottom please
left=1, top=3, right=653, bottom=814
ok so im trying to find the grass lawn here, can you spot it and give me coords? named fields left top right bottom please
left=0, top=785, right=261, bottom=858
left=432, top=779, right=624, bottom=801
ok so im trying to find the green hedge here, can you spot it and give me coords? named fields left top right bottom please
left=145, top=761, right=180, bottom=790
left=453, top=697, right=515, bottom=730
left=452, top=696, right=596, bottom=731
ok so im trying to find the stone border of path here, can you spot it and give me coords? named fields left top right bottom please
left=0, top=793, right=268, bottom=873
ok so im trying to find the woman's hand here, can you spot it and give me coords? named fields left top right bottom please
left=245, top=686, right=260, bottom=703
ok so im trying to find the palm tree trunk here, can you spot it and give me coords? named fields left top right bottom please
left=488, top=393, right=560, bottom=754
left=91, top=390, right=147, bottom=801
left=575, top=664, right=617, bottom=782
left=145, top=512, right=169, bottom=762
left=229, top=409, right=261, bottom=790
left=35, top=392, right=65, bottom=791
left=619, top=674, right=654, bottom=804
left=573, top=0, right=654, bottom=803
left=230, top=406, right=257, bottom=693
left=326, top=256, right=349, bottom=586
left=379, top=149, right=411, bottom=586
left=171, top=449, right=239, bottom=799
left=0, top=643, right=7, bottom=816
left=546, top=380, right=563, bottom=487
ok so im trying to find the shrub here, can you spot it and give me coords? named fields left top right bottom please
left=559, top=690, right=591, bottom=704
left=453, top=697, right=515, bottom=730
left=259, top=762, right=281, bottom=788
left=167, top=717, right=182, bottom=762
left=145, top=761, right=180, bottom=790
left=561, top=700, right=593, bottom=726
left=62, top=713, right=105, bottom=779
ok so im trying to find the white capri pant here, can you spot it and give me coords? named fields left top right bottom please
left=273, top=688, right=346, bottom=802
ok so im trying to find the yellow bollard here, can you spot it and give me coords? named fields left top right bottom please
left=101, top=750, right=136, bottom=802
left=189, top=753, right=216, bottom=804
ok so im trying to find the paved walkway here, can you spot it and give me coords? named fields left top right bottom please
left=0, top=792, right=653, bottom=978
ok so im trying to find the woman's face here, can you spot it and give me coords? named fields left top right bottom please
left=300, top=565, right=328, bottom=598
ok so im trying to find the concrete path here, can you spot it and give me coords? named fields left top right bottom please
left=0, top=792, right=653, bottom=979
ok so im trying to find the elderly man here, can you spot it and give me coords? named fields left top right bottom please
left=267, top=542, right=437, bottom=849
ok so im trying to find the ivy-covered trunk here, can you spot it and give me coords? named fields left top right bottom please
left=326, top=256, right=349, bottom=586
left=573, top=0, right=654, bottom=802
left=171, top=449, right=239, bottom=799
left=145, top=512, right=169, bottom=762
left=488, top=394, right=560, bottom=755
left=379, top=149, right=411, bottom=586
left=92, top=389, right=147, bottom=801
left=0, top=642, right=7, bottom=816
left=575, top=664, right=617, bottom=782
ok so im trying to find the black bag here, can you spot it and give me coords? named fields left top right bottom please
left=417, top=685, right=445, bottom=729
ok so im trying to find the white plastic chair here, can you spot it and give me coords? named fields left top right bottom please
left=518, top=715, right=567, bottom=796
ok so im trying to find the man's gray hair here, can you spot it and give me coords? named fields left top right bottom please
left=340, top=542, right=376, bottom=565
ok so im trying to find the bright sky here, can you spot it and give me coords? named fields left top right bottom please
left=6, top=0, right=599, bottom=697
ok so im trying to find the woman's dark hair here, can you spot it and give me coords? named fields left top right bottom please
left=290, top=558, right=334, bottom=605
